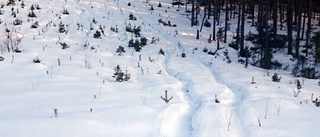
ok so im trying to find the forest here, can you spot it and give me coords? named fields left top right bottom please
left=183, top=0, right=320, bottom=78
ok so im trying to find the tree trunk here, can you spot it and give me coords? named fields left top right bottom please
left=262, top=0, right=272, bottom=69
left=236, top=0, right=241, bottom=49
left=287, top=0, right=293, bottom=55
left=294, top=0, right=298, bottom=25
left=258, top=0, right=263, bottom=26
left=224, top=0, right=228, bottom=43
left=212, top=0, right=216, bottom=41
left=305, top=0, right=312, bottom=57
left=240, top=0, right=245, bottom=53
left=251, top=0, right=255, bottom=26
left=273, top=0, right=278, bottom=36
left=295, top=0, right=302, bottom=58
left=191, top=0, right=195, bottom=26
left=315, top=32, right=320, bottom=64
left=301, top=0, right=306, bottom=40
left=233, top=0, right=237, bottom=19
left=196, top=1, right=200, bottom=24
left=279, top=0, right=283, bottom=30
left=230, top=0, right=233, bottom=19
left=208, top=1, right=211, bottom=19
left=216, top=0, right=221, bottom=25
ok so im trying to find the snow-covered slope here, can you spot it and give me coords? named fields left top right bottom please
left=0, top=0, right=319, bottom=137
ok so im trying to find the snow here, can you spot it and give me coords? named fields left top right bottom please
left=0, top=0, right=320, bottom=137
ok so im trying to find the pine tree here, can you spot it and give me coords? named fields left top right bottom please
left=115, top=46, right=125, bottom=56
left=140, top=37, right=148, bottom=46
left=159, top=48, right=165, bottom=55
left=112, top=65, right=130, bottom=82
left=58, top=22, right=66, bottom=33
left=133, top=39, right=141, bottom=52
left=217, top=27, right=224, bottom=50
left=7, top=0, right=15, bottom=6
left=93, top=30, right=101, bottom=38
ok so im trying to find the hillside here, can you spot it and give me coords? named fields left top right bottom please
left=0, top=0, right=320, bottom=137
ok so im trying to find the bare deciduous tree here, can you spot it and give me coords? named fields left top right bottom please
left=225, top=110, right=233, bottom=131
left=1, top=28, right=23, bottom=53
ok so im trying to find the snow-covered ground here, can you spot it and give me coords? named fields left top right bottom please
left=0, top=0, right=319, bottom=137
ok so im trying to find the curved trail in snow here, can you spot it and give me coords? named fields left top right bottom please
left=94, top=0, right=251, bottom=136
left=163, top=50, right=250, bottom=137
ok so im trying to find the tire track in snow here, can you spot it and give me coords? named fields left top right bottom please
left=118, top=1, right=198, bottom=136
left=159, top=50, right=200, bottom=137
left=109, top=1, right=244, bottom=136
left=195, top=55, right=251, bottom=137
left=162, top=49, right=236, bottom=137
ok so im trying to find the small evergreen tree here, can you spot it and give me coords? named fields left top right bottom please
left=128, top=39, right=134, bottom=47
left=62, top=8, right=69, bottom=15
left=181, top=53, right=186, bottom=58
left=110, top=26, right=118, bottom=33
left=296, top=80, right=302, bottom=90
left=125, top=23, right=133, bottom=32
left=58, top=22, right=66, bottom=33
left=13, top=18, right=22, bottom=25
left=35, top=4, right=41, bottom=10
left=272, top=73, right=281, bottom=82
left=216, top=27, right=224, bottom=50
left=133, top=39, right=141, bottom=52
left=204, top=20, right=211, bottom=27
left=60, top=42, right=69, bottom=49
left=115, top=46, right=125, bottom=56
left=140, top=37, right=147, bottom=46
left=133, top=26, right=141, bottom=37
left=217, top=28, right=224, bottom=40
left=21, top=1, right=25, bottom=8
left=93, top=30, right=101, bottom=38
left=112, top=65, right=130, bottom=82
left=7, top=0, right=15, bottom=6
left=30, top=4, right=35, bottom=11
left=159, top=48, right=165, bottom=55
left=129, top=13, right=137, bottom=20
left=203, top=47, right=208, bottom=52
left=128, top=37, right=148, bottom=52
left=31, top=21, right=39, bottom=28
left=28, top=11, right=36, bottom=17
left=92, top=18, right=97, bottom=24
left=33, top=57, right=41, bottom=63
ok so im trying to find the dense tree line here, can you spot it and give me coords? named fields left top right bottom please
left=184, top=0, right=320, bottom=77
